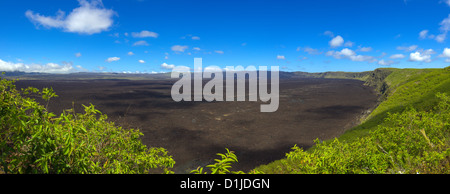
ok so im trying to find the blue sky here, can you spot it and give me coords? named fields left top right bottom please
left=1, top=0, right=450, bottom=73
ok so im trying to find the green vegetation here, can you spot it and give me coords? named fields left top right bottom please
left=255, top=67, right=450, bottom=173
left=191, top=148, right=244, bottom=174
left=2, top=67, right=450, bottom=174
left=0, top=77, right=174, bottom=174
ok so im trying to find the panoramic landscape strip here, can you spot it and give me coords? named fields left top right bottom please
left=1, top=2, right=450, bottom=191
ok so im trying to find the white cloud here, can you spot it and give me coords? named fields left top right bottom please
left=397, top=45, right=418, bottom=52
left=0, top=59, right=80, bottom=74
left=390, top=54, right=406, bottom=59
left=133, top=40, right=149, bottom=46
left=409, top=49, right=434, bottom=63
left=106, top=57, right=120, bottom=62
left=344, top=41, right=354, bottom=47
left=439, top=48, right=450, bottom=62
left=25, top=10, right=66, bottom=28
left=329, top=35, right=344, bottom=48
left=131, top=30, right=158, bottom=38
left=301, top=47, right=321, bottom=55
left=436, top=34, right=447, bottom=43
left=323, top=31, right=334, bottom=38
left=423, top=48, right=437, bottom=55
left=214, top=50, right=224, bottom=54
left=339, top=48, right=356, bottom=57
left=161, top=62, right=175, bottom=69
left=358, top=47, right=373, bottom=52
left=181, top=34, right=200, bottom=40
left=25, top=0, right=116, bottom=35
left=193, top=47, right=201, bottom=51
left=128, top=51, right=135, bottom=56
left=277, top=55, right=286, bottom=60
left=378, top=60, right=396, bottom=66
left=442, top=48, right=450, bottom=58
left=138, top=60, right=145, bottom=64
left=436, top=14, right=450, bottom=43
left=419, top=30, right=428, bottom=39
left=419, top=30, right=431, bottom=39
left=171, top=45, right=188, bottom=52
left=164, top=52, right=169, bottom=59
left=326, top=48, right=375, bottom=62
left=75, top=52, right=82, bottom=57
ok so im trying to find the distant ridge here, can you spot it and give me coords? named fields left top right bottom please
left=1, top=69, right=385, bottom=81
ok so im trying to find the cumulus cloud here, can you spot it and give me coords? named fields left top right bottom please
left=133, top=40, right=149, bottom=46
left=329, top=35, right=344, bottom=48
left=161, top=62, right=175, bottom=69
left=409, top=49, right=435, bottom=63
left=25, top=0, right=116, bottom=35
left=127, top=51, right=135, bottom=56
left=326, top=48, right=375, bottom=62
left=138, top=60, right=145, bottom=64
left=106, top=57, right=120, bottom=62
left=0, top=59, right=82, bottom=74
left=390, top=54, right=406, bottom=59
left=277, top=55, right=286, bottom=60
left=214, top=50, right=224, bottom=54
left=439, top=48, right=450, bottom=62
left=131, top=30, right=158, bottom=38
left=171, top=45, right=188, bottom=52
left=75, top=52, right=82, bottom=57
left=409, top=52, right=431, bottom=62
left=442, top=48, right=450, bottom=58
left=191, top=36, right=200, bottom=40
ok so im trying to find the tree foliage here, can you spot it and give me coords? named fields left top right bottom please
left=0, top=77, right=175, bottom=174
left=190, top=148, right=262, bottom=174
left=276, top=92, right=450, bottom=174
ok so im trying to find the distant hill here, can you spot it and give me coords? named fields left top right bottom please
left=0, top=71, right=173, bottom=80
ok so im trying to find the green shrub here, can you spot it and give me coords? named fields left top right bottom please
left=262, top=92, right=450, bottom=174
left=0, top=77, right=175, bottom=174
left=190, top=148, right=262, bottom=174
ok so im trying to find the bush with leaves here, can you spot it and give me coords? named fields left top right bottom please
left=0, top=77, right=175, bottom=174
left=190, top=148, right=262, bottom=174
left=280, top=92, right=450, bottom=174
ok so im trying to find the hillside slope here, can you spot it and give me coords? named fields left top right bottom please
left=255, top=67, right=450, bottom=174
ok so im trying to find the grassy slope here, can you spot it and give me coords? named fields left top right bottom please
left=255, top=67, right=450, bottom=173
left=339, top=67, right=450, bottom=143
